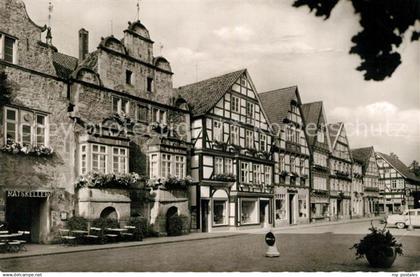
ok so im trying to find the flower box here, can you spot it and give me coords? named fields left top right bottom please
left=1, top=139, right=54, bottom=157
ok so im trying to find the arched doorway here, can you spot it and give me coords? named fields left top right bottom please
left=100, top=207, right=118, bottom=220
left=166, top=206, right=178, bottom=234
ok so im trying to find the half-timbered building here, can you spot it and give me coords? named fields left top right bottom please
left=260, top=87, right=310, bottom=226
left=351, top=147, right=380, bottom=217
left=178, top=69, right=274, bottom=232
left=301, top=101, right=331, bottom=222
left=328, top=123, right=352, bottom=220
left=351, top=158, right=364, bottom=218
left=376, top=152, right=420, bottom=213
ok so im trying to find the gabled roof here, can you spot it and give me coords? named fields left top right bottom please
left=328, top=122, right=342, bottom=149
left=176, top=69, right=246, bottom=117
left=259, top=86, right=300, bottom=124
left=52, top=52, right=78, bottom=79
left=377, top=152, right=420, bottom=183
left=351, top=147, right=374, bottom=166
left=301, top=101, right=323, bottom=147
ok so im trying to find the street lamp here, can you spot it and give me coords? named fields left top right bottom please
left=406, top=188, right=414, bottom=231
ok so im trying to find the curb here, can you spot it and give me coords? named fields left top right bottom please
left=0, top=233, right=242, bottom=260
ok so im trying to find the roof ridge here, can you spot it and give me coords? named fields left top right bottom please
left=260, top=85, right=298, bottom=95
left=177, top=69, right=246, bottom=89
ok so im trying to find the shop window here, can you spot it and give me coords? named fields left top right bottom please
left=275, top=194, right=286, bottom=220
left=3, top=107, right=48, bottom=146
left=213, top=200, right=227, bottom=225
left=298, top=199, right=307, bottom=218
left=241, top=199, right=258, bottom=224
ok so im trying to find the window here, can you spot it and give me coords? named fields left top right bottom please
left=213, top=200, right=227, bottom=225
left=136, top=105, right=149, bottom=122
left=112, top=97, right=130, bottom=115
left=298, top=198, right=307, bottom=218
left=279, top=154, right=285, bottom=172
left=246, top=102, right=254, bottom=124
left=175, top=156, right=185, bottom=178
left=232, top=96, right=240, bottom=113
left=224, top=158, right=233, bottom=174
left=149, top=153, right=186, bottom=179
left=290, top=156, right=296, bottom=173
left=245, top=130, right=253, bottom=149
left=125, top=70, right=133, bottom=85
left=21, top=123, right=31, bottom=145
left=152, top=108, right=167, bottom=124
left=147, top=77, right=154, bottom=92
left=4, top=107, right=48, bottom=146
left=213, top=121, right=223, bottom=142
left=260, top=133, right=267, bottom=152
left=92, top=144, right=107, bottom=174
left=317, top=130, right=325, bottom=143
left=214, top=157, right=223, bottom=175
left=241, top=199, right=258, bottom=224
left=113, top=147, right=128, bottom=173
left=150, top=154, right=158, bottom=178
left=252, top=164, right=259, bottom=184
left=241, top=162, right=250, bottom=183
left=230, top=125, right=239, bottom=145
left=161, top=154, right=172, bottom=178
left=264, top=166, right=272, bottom=185
left=0, top=35, right=16, bottom=63
left=36, top=115, right=46, bottom=146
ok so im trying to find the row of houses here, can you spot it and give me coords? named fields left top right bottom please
left=0, top=0, right=419, bottom=243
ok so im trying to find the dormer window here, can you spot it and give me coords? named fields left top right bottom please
left=147, top=77, right=153, bottom=93
left=0, top=34, right=17, bottom=64
left=126, top=70, right=133, bottom=85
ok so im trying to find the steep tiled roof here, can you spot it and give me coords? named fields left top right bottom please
left=377, top=152, right=420, bottom=183
left=351, top=147, right=373, bottom=165
left=176, top=69, right=246, bottom=117
left=52, top=52, right=78, bottom=79
left=328, top=122, right=342, bottom=148
left=301, top=101, right=323, bottom=147
left=259, top=86, right=299, bottom=124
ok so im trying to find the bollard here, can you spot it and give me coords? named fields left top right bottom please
left=265, top=231, right=280, bottom=257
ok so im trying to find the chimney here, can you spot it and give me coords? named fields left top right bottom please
left=79, top=28, right=89, bottom=61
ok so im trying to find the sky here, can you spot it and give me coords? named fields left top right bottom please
left=24, top=0, right=420, bottom=165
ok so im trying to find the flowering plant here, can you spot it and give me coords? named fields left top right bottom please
left=213, top=173, right=236, bottom=182
left=148, top=175, right=193, bottom=190
left=75, top=172, right=146, bottom=190
left=1, top=138, right=54, bottom=157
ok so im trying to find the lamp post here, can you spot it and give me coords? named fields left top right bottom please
left=406, top=188, right=414, bottom=231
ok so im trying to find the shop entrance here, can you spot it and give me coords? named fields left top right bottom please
left=260, top=200, right=270, bottom=228
left=5, top=196, right=48, bottom=243
left=288, top=194, right=295, bottom=225
left=201, top=200, right=209, bottom=232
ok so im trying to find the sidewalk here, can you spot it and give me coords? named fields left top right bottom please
left=0, top=216, right=383, bottom=260
left=0, top=231, right=240, bottom=260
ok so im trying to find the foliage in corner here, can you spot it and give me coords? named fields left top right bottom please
left=351, top=221, right=403, bottom=259
left=293, top=0, right=420, bottom=81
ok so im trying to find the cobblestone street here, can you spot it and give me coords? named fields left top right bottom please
left=1, top=221, right=419, bottom=272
